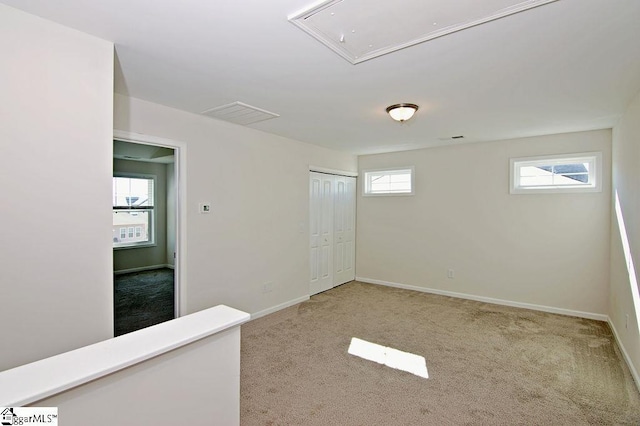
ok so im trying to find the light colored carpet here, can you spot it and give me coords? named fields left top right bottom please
left=241, top=282, right=640, bottom=425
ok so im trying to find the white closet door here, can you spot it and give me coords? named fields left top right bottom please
left=334, top=176, right=356, bottom=286
left=309, top=172, right=334, bottom=295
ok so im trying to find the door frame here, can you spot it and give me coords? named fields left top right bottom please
left=114, top=130, right=188, bottom=317
left=309, top=166, right=358, bottom=177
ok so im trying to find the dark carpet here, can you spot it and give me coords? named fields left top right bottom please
left=114, top=268, right=175, bottom=336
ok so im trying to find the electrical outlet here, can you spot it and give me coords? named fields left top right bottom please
left=199, top=203, right=211, bottom=214
left=447, top=269, right=455, bottom=279
left=262, top=282, right=273, bottom=293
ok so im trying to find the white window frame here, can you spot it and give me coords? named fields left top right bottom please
left=362, top=166, right=415, bottom=196
left=510, top=152, right=602, bottom=194
left=113, top=173, right=156, bottom=249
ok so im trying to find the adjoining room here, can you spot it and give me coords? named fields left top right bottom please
left=112, top=140, right=178, bottom=336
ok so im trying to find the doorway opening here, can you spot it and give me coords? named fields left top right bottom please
left=112, top=137, right=182, bottom=336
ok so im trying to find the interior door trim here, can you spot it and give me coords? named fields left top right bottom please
left=309, top=165, right=358, bottom=177
left=113, top=129, right=188, bottom=318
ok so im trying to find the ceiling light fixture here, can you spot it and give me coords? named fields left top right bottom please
left=386, top=103, right=419, bottom=122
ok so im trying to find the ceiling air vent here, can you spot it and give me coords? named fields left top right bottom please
left=288, top=0, right=560, bottom=64
left=201, top=101, right=280, bottom=126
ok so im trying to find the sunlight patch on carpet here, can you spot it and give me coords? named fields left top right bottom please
left=348, top=337, right=429, bottom=379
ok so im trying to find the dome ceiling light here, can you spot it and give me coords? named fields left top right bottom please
left=386, top=103, right=419, bottom=122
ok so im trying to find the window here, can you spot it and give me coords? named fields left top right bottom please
left=510, top=152, right=602, bottom=194
left=113, top=175, right=155, bottom=248
left=363, top=167, right=414, bottom=196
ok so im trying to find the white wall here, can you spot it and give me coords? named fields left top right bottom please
left=0, top=5, right=114, bottom=371
left=114, top=94, right=357, bottom=316
left=357, top=130, right=611, bottom=316
left=113, top=159, right=168, bottom=272
left=610, top=89, right=640, bottom=377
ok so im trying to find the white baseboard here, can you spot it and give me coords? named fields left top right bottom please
left=608, top=317, right=640, bottom=392
left=355, top=277, right=608, bottom=322
left=114, top=264, right=173, bottom=275
left=251, top=295, right=310, bottom=321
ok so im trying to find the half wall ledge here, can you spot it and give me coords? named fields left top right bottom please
left=0, top=305, right=250, bottom=407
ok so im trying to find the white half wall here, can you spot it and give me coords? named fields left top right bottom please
left=0, top=5, right=114, bottom=371
left=357, top=130, right=611, bottom=316
left=610, top=89, right=640, bottom=379
left=114, top=94, right=357, bottom=316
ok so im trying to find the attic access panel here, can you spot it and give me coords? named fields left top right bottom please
left=289, top=0, right=559, bottom=64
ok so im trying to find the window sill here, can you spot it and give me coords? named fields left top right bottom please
left=114, top=243, right=157, bottom=250
left=510, top=186, right=601, bottom=195
left=363, top=192, right=415, bottom=197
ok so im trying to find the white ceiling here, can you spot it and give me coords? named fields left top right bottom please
left=114, top=140, right=174, bottom=164
left=4, top=0, right=640, bottom=155
left=289, top=0, right=561, bottom=64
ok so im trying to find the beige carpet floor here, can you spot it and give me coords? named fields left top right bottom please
left=241, top=282, right=640, bottom=425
